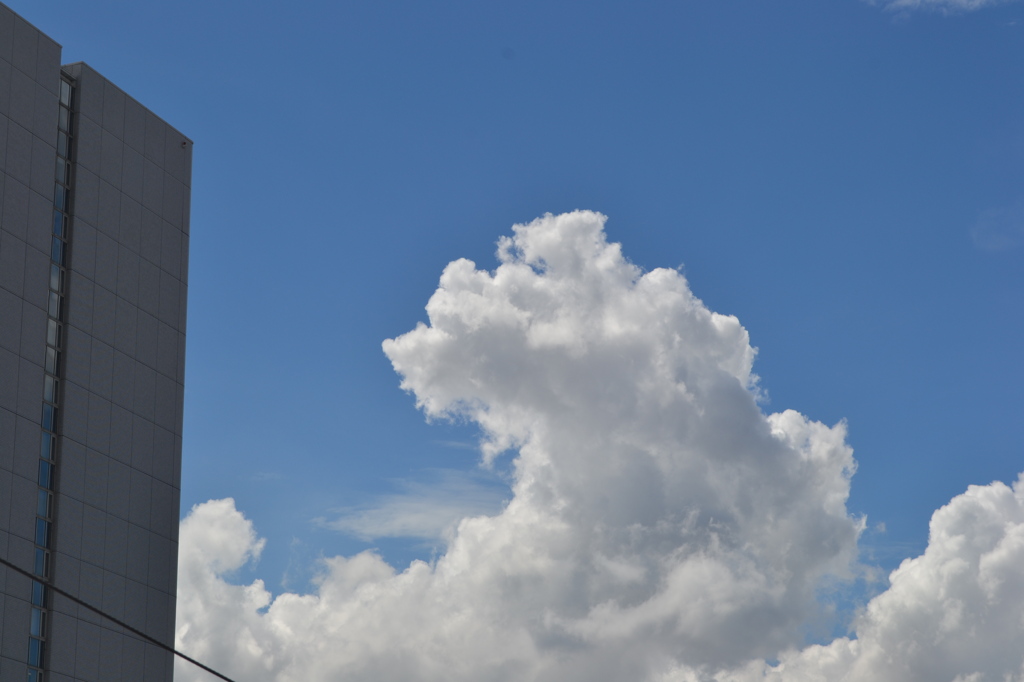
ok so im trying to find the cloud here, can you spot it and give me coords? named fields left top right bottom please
left=971, top=202, right=1024, bottom=252
left=868, top=0, right=1018, bottom=12
left=671, top=474, right=1024, bottom=682
left=321, top=469, right=510, bottom=542
left=175, top=211, right=1023, bottom=681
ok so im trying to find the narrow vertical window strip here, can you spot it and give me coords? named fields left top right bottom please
left=29, top=75, right=76, bottom=682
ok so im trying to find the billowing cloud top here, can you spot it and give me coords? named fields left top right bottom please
left=176, top=212, right=1024, bottom=682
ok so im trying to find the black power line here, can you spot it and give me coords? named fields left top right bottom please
left=0, top=554, right=238, bottom=682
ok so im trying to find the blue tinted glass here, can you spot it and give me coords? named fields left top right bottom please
left=33, top=548, right=48, bottom=577
left=37, top=460, right=52, bottom=489
left=52, top=210, right=63, bottom=236
left=39, top=433, right=54, bottom=460
left=35, top=518, right=50, bottom=547
left=27, top=637, right=43, bottom=667
left=50, top=237, right=63, bottom=265
left=30, top=608, right=44, bottom=637
left=31, top=581, right=46, bottom=606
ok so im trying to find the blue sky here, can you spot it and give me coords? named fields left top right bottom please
left=15, top=0, right=1024, bottom=679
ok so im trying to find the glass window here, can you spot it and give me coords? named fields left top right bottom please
left=31, top=580, right=46, bottom=607
left=50, top=237, right=63, bottom=266
left=46, top=319, right=61, bottom=348
left=37, top=460, right=53, bottom=489
left=43, top=376, right=58, bottom=404
left=30, top=608, right=46, bottom=637
left=41, top=404, right=55, bottom=432
left=35, top=518, right=50, bottom=548
left=49, top=264, right=61, bottom=292
left=36, top=490, right=51, bottom=518
left=47, top=291, right=60, bottom=319
left=60, top=79, right=71, bottom=106
left=57, top=131, right=68, bottom=159
left=59, top=105, right=69, bottom=132
left=27, top=637, right=43, bottom=667
left=33, top=548, right=49, bottom=578
left=44, top=347, right=59, bottom=376
left=52, top=210, right=64, bottom=237
left=44, top=347, right=54, bottom=375
left=39, top=433, right=55, bottom=461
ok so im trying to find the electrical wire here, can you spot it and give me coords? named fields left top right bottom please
left=0, top=554, right=238, bottom=682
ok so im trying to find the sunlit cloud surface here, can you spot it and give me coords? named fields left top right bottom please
left=176, top=212, right=1024, bottom=682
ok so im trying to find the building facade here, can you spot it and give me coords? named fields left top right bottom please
left=0, top=4, right=191, bottom=680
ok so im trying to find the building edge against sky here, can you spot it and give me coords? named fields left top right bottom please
left=0, top=3, right=192, bottom=681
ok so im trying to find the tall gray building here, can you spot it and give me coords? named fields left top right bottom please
left=0, top=4, right=191, bottom=680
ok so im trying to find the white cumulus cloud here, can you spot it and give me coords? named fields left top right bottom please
left=674, top=474, right=1024, bottom=682
left=176, top=211, right=1024, bottom=682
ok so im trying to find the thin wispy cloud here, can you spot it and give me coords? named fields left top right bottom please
left=320, top=469, right=509, bottom=542
left=176, top=213, right=1024, bottom=681
left=869, top=0, right=1018, bottom=12
left=971, top=202, right=1024, bottom=252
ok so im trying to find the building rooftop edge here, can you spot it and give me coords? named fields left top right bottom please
left=61, top=61, right=194, bottom=145
left=0, top=1, right=62, bottom=50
